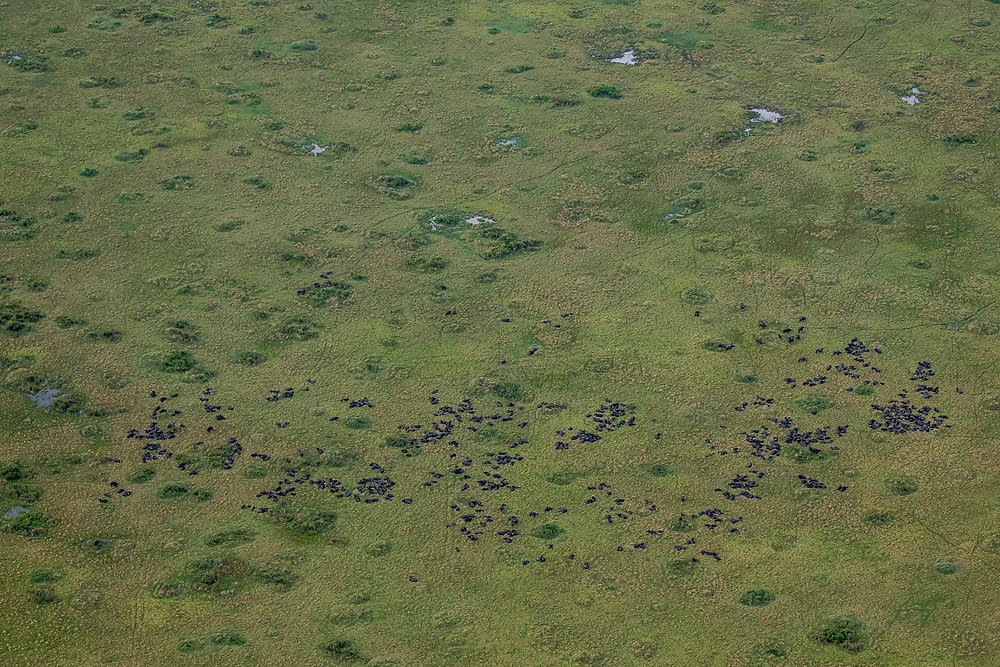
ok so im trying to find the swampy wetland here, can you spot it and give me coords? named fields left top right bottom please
left=1, top=0, right=1000, bottom=665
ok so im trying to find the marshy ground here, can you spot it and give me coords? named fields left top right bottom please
left=1, top=0, right=999, bottom=665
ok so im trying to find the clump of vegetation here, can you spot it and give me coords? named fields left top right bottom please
left=887, top=477, right=918, bottom=496
left=211, top=630, right=247, bottom=646
left=944, top=133, right=978, bottom=146
left=344, top=416, right=370, bottom=430
left=0, top=209, right=37, bottom=242
left=739, top=589, right=775, bottom=606
left=157, top=484, right=212, bottom=501
left=814, top=616, right=866, bottom=652
left=587, top=84, right=622, bottom=99
left=935, top=561, right=958, bottom=574
left=159, top=350, right=196, bottom=372
left=793, top=395, right=832, bottom=415
left=0, top=299, right=44, bottom=335
left=641, top=463, right=669, bottom=477
left=80, top=75, right=121, bottom=89
left=862, top=510, right=895, bottom=527
left=206, top=528, right=256, bottom=547
left=270, top=505, right=338, bottom=535
left=185, top=557, right=251, bottom=595
left=280, top=316, right=319, bottom=340
left=405, top=256, right=449, bottom=272
left=370, top=174, right=417, bottom=199
left=323, top=638, right=361, bottom=662
left=233, top=350, right=266, bottom=366
left=160, top=175, right=195, bottom=191
left=681, top=287, right=713, bottom=305
left=862, top=206, right=895, bottom=224
left=5, top=54, right=50, bottom=72
left=477, top=227, right=542, bottom=259
left=164, top=320, right=198, bottom=343
left=665, top=559, right=698, bottom=576
left=2, top=510, right=58, bottom=538
left=215, top=220, right=244, bottom=232
left=298, top=280, right=353, bottom=307
left=29, top=568, right=63, bottom=584
left=114, top=149, right=147, bottom=162
left=368, top=541, right=392, bottom=556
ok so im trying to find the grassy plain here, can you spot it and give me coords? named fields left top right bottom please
left=1, top=0, right=1000, bottom=665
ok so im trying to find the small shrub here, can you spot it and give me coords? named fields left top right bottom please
left=815, top=616, right=865, bottom=652
left=587, top=84, right=622, bottom=99
left=160, top=350, right=196, bottom=372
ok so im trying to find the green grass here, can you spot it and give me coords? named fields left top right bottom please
left=1, top=0, right=999, bottom=664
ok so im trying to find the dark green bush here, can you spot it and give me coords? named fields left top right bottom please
left=587, top=84, right=622, bottom=99
left=815, top=616, right=865, bottom=652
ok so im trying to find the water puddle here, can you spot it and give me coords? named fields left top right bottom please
left=496, top=138, right=521, bottom=148
left=900, top=87, right=922, bottom=105
left=741, top=108, right=784, bottom=137
left=27, top=381, right=64, bottom=408
left=3, top=506, right=30, bottom=519
left=663, top=205, right=686, bottom=223
left=750, top=108, right=783, bottom=123
left=428, top=212, right=495, bottom=232
left=608, top=50, right=638, bottom=65
left=309, top=143, right=327, bottom=156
